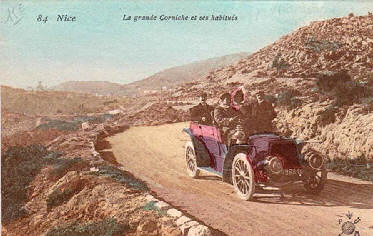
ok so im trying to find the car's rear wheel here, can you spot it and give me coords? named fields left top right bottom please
left=232, top=153, right=255, bottom=200
left=185, top=141, right=199, bottom=178
left=303, top=166, right=327, bottom=194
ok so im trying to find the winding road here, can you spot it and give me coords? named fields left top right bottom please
left=107, top=122, right=373, bottom=236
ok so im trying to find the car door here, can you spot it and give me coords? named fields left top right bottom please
left=200, top=125, right=225, bottom=171
left=190, top=123, right=212, bottom=167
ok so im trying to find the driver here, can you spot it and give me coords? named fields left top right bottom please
left=214, top=92, right=239, bottom=144
left=189, top=92, right=214, bottom=125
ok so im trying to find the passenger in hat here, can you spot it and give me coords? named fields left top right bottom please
left=214, top=92, right=240, bottom=144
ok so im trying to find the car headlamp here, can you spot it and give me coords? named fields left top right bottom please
left=307, top=153, right=324, bottom=170
left=267, top=156, right=283, bottom=174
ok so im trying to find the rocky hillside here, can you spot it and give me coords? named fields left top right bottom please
left=205, top=14, right=372, bottom=84
left=1, top=116, right=184, bottom=236
left=2, top=107, right=216, bottom=235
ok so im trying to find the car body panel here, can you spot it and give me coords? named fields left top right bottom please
left=248, top=134, right=302, bottom=169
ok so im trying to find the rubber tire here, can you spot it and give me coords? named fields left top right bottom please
left=185, top=141, right=200, bottom=178
left=232, top=153, right=255, bottom=200
left=303, top=166, right=327, bottom=194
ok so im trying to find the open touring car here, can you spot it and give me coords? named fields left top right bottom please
left=183, top=121, right=327, bottom=200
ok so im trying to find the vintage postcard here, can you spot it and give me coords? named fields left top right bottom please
left=1, top=1, right=373, bottom=235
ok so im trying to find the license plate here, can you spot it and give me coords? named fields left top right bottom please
left=284, top=168, right=303, bottom=175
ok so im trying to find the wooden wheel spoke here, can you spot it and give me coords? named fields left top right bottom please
left=242, top=181, right=248, bottom=194
left=235, top=162, right=241, bottom=172
left=237, top=170, right=250, bottom=193
left=243, top=166, right=249, bottom=175
left=239, top=161, right=245, bottom=172
left=237, top=180, right=243, bottom=189
left=243, top=178, right=250, bottom=186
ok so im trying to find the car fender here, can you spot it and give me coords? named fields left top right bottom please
left=222, top=145, right=252, bottom=183
left=183, top=128, right=211, bottom=167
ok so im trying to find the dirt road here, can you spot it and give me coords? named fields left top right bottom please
left=107, top=122, right=373, bottom=236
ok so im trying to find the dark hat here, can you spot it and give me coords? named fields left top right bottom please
left=254, top=90, right=265, bottom=96
left=199, top=92, right=208, bottom=99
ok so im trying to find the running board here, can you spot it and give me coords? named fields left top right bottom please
left=198, top=167, right=223, bottom=177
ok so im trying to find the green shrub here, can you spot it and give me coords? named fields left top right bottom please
left=89, top=165, right=148, bottom=192
left=51, top=157, right=84, bottom=179
left=1, top=145, right=52, bottom=222
left=1, top=145, right=86, bottom=223
left=37, top=119, right=81, bottom=131
left=45, top=218, right=130, bottom=236
left=316, top=71, right=351, bottom=92
left=275, top=89, right=302, bottom=109
left=143, top=201, right=166, bottom=216
left=47, top=188, right=75, bottom=211
left=319, top=105, right=337, bottom=125
left=305, top=35, right=340, bottom=52
left=326, top=157, right=373, bottom=182
left=73, top=114, right=113, bottom=123
left=316, top=71, right=373, bottom=107
left=271, top=53, right=290, bottom=72
left=361, top=97, right=373, bottom=112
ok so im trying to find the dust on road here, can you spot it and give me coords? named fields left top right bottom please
left=107, top=122, right=373, bottom=236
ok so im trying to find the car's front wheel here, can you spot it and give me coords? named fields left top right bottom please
left=185, top=141, right=199, bottom=178
left=232, top=153, right=255, bottom=200
left=303, top=167, right=327, bottom=194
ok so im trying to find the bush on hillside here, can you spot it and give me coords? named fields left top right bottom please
left=88, top=165, right=148, bottom=192
left=1, top=145, right=52, bottom=222
left=316, top=70, right=372, bottom=107
left=45, top=218, right=130, bottom=236
left=326, top=157, right=373, bottom=182
left=275, top=89, right=303, bottom=110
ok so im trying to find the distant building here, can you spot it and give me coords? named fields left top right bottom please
left=143, top=90, right=157, bottom=94
left=36, top=81, right=45, bottom=91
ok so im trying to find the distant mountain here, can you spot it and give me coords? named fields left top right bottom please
left=121, top=52, right=250, bottom=96
left=51, top=52, right=250, bottom=96
left=51, top=81, right=125, bottom=96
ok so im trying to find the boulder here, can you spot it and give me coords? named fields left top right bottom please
left=167, top=208, right=182, bottom=218
left=180, top=221, right=199, bottom=235
left=176, top=216, right=192, bottom=227
left=187, top=225, right=212, bottom=236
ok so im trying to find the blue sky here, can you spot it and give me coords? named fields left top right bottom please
left=1, top=1, right=372, bottom=88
